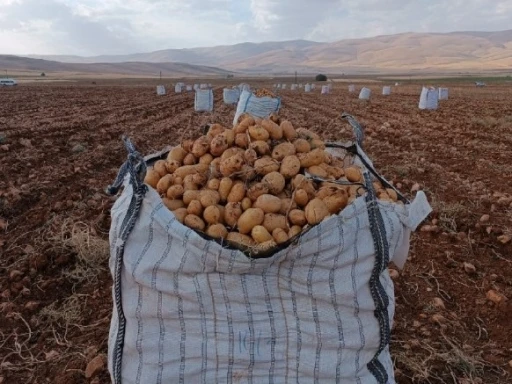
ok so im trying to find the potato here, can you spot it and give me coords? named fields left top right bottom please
left=263, top=213, right=288, bottom=233
left=191, top=173, right=208, bottom=186
left=316, top=186, right=338, bottom=199
left=386, top=188, right=398, bottom=202
left=209, top=158, right=221, bottom=178
left=325, top=165, right=344, bottom=180
left=269, top=113, right=280, bottom=124
left=305, top=198, right=330, bottom=225
left=241, top=197, right=252, bottom=211
left=223, top=129, right=235, bottom=146
left=216, top=205, right=225, bottom=224
left=227, top=181, right=246, bottom=203
left=207, top=178, right=220, bottom=190
left=206, top=123, right=225, bottom=138
left=289, top=209, right=307, bottom=226
left=307, top=165, right=328, bottom=179
left=297, top=128, right=320, bottom=141
left=210, top=134, right=229, bottom=157
left=310, top=139, right=326, bottom=150
left=235, top=133, right=249, bottom=148
left=191, top=136, right=210, bottom=158
left=174, top=177, right=183, bottom=185
left=181, top=139, right=194, bottom=153
left=280, top=155, right=301, bottom=179
left=203, top=205, right=222, bottom=225
left=165, top=159, right=181, bottom=173
left=294, top=189, right=309, bottom=207
left=187, top=200, right=203, bottom=216
left=279, top=198, right=297, bottom=215
left=248, top=125, right=270, bottom=141
left=172, top=208, right=188, bottom=223
left=348, top=185, right=364, bottom=198
left=247, top=182, right=269, bottom=201
left=167, top=185, right=184, bottom=199
left=183, top=174, right=196, bottom=185
left=157, top=174, right=174, bottom=195
left=154, top=160, right=168, bottom=177
left=224, top=202, right=243, bottom=227
left=292, top=175, right=316, bottom=198
left=254, top=157, right=280, bottom=175
left=250, top=141, right=271, bottom=156
left=219, top=177, right=234, bottom=202
left=234, top=117, right=255, bottom=134
left=293, top=139, right=311, bottom=153
left=237, top=208, right=265, bottom=234
left=183, top=190, right=200, bottom=205
left=281, top=120, right=297, bottom=141
left=253, top=240, right=277, bottom=252
left=144, top=169, right=160, bottom=188
left=271, top=142, right=296, bottom=161
left=288, top=225, right=302, bottom=238
left=298, top=149, right=325, bottom=168
left=200, top=190, right=221, bottom=208
left=167, top=147, right=187, bottom=163
left=345, top=166, right=362, bottom=182
left=227, top=232, right=255, bottom=247
left=184, top=214, right=205, bottom=231
left=244, top=148, right=258, bottom=166
left=323, top=190, right=348, bottom=214
left=206, top=223, right=228, bottom=239
left=183, top=181, right=198, bottom=191
left=262, top=172, right=285, bottom=195
left=221, top=147, right=244, bottom=161
left=251, top=225, right=273, bottom=243
left=261, top=119, right=283, bottom=140
left=220, top=153, right=244, bottom=177
left=174, top=164, right=208, bottom=179
left=253, top=194, right=282, bottom=214
left=272, top=228, right=288, bottom=244
left=163, top=198, right=185, bottom=211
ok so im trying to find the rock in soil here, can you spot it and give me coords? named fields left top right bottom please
left=85, top=354, right=106, bottom=379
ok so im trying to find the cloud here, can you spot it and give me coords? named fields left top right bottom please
left=0, top=0, right=511, bottom=55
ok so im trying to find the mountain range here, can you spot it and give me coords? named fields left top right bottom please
left=4, top=30, right=512, bottom=75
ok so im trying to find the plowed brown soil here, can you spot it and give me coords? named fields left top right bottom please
left=1, top=81, right=511, bottom=383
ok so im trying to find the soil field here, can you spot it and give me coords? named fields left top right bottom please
left=0, top=81, right=511, bottom=383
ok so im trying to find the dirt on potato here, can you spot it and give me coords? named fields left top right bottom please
left=0, top=80, right=511, bottom=383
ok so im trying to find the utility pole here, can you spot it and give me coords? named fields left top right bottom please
left=159, top=71, right=162, bottom=81
left=294, top=71, right=297, bottom=85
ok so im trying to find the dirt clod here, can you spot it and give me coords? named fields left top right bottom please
left=85, top=354, right=106, bottom=379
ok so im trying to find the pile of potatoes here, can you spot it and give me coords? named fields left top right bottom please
left=144, top=114, right=399, bottom=254
left=253, top=88, right=277, bottom=98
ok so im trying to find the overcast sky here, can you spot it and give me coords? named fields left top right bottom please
left=1, top=0, right=511, bottom=56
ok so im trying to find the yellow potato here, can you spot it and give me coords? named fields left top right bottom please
left=172, top=208, right=188, bottom=223
left=297, top=128, right=320, bottom=140
left=310, top=139, right=326, bottom=150
left=191, top=173, right=207, bottom=186
left=167, top=147, right=187, bottom=163
left=244, top=148, right=258, bottom=166
left=154, top=160, right=168, bottom=177
left=307, top=165, right=328, bottom=179
left=288, top=209, right=307, bottom=226
left=250, top=140, right=271, bottom=156
left=305, top=198, right=330, bottom=225
left=207, top=178, right=220, bottom=190
left=251, top=225, right=273, bottom=243
left=253, top=194, right=282, bottom=214
left=219, top=177, right=234, bottom=202
left=206, top=224, right=228, bottom=239
left=248, top=125, right=270, bottom=141
left=235, top=133, right=249, bottom=148
left=182, top=153, right=197, bottom=166
left=227, top=232, right=255, bottom=247
left=227, top=181, right=246, bottom=203
left=224, top=202, right=243, bottom=227
left=241, top=197, right=252, bottom=211
left=163, top=198, right=185, bottom=211
left=144, top=169, right=160, bottom=189
left=288, top=225, right=302, bottom=238
left=263, top=213, right=288, bottom=233
left=272, top=228, right=289, bottom=244
left=254, top=157, right=280, bottom=175
left=237, top=208, right=265, bottom=234
left=262, top=172, right=285, bottom=195
left=271, top=142, right=296, bottom=161
left=293, top=139, right=311, bottom=153
left=281, top=120, right=297, bottom=141
left=187, top=200, right=203, bottom=216
left=345, top=166, right=362, bottom=182
left=181, top=139, right=194, bottom=153
left=386, top=188, right=398, bottom=202
left=234, top=116, right=255, bottom=134
left=223, top=130, right=235, bottom=146
left=184, top=214, right=205, bottom=231
left=220, top=153, right=244, bottom=177
left=210, top=134, right=229, bottom=157
left=221, top=147, right=244, bottom=161
left=203, top=205, right=222, bottom=225
left=173, top=164, right=208, bottom=179
left=167, top=185, right=184, bottom=199
left=298, top=149, right=325, bottom=168
left=323, top=190, right=348, bottom=214
left=191, top=136, right=210, bottom=158
left=294, top=189, right=309, bottom=207
left=206, top=123, right=225, bottom=138
left=280, top=155, right=301, bottom=179
left=279, top=198, right=297, bottom=215
left=157, top=174, right=174, bottom=195
left=239, top=165, right=256, bottom=182
left=261, top=119, right=283, bottom=140
left=200, top=190, right=221, bottom=208
left=247, top=182, right=269, bottom=201
left=165, top=159, right=181, bottom=174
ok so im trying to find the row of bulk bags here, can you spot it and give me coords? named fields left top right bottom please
left=233, top=89, right=281, bottom=126
left=223, top=87, right=240, bottom=105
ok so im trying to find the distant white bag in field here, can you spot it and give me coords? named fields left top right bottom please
left=275, top=84, right=281, bottom=89
left=291, top=84, right=298, bottom=91
left=348, top=84, right=356, bottom=93
left=311, top=84, right=316, bottom=90
left=382, top=86, right=391, bottom=96
left=107, top=136, right=431, bottom=384
left=174, top=84, right=182, bottom=93
left=194, top=84, right=199, bottom=90
left=299, top=83, right=303, bottom=88
left=359, top=87, right=371, bottom=100
left=200, top=83, right=208, bottom=89
left=419, top=87, right=438, bottom=110
left=281, top=84, right=287, bottom=90
left=186, top=85, right=192, bottom=92
left=156, top=85, right=166, bottom=96
left=305, top=83, right=311, bottom=92
left=321, top=85, right=330, bottom=94
left=223, top=87, right=240, bottom=105
left=438, top=88, right=449, bottom=100
left=194, top=89, right=214, bottom=112
left=233, top=90, right=280, bottom=126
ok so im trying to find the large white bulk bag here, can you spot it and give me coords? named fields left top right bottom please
left=238, top=83, right=251, bottom=92
left=233, top=90, right=281, bottom=126
left=438, top=88, right=449, bottom=100
left=281, top=84, right=287, bottom=90
left=200, top=83, right=208, bottom=89
left=291, top=84, right=298, bottom=91
left=107, top=134, right=431, bottom=384
left=359, top=87, right=371, bottom=100
left=299, top=83, right=303, bottom=88
left=186, top=85, right=192, bottom=92
left=382, top=86, right=391, bottom=96
left=276, top=84, right=281, bottom=89
left=305, top=83, right=311, bottom=92
left=419, top=87, right=438, bottom=110
left=156, top=85, right=166, bottom=95
left=193, top=84, right=199, bottom=90
left=223, top=87, right=240, bottom=105
left=311, top=84, right=316, bottom=90
left=174, top=84, right=182, bottom=93
left=321, top=85, right=330, bottom=94
left=348, top=85, right=355, bottom=93
left=194, top=89, right=214, bottom=112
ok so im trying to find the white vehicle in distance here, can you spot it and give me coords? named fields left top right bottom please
left=0, top=78, right=18, bottom=86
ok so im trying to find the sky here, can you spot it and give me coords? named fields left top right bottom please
left=1, top=0, right=512, bottom=56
